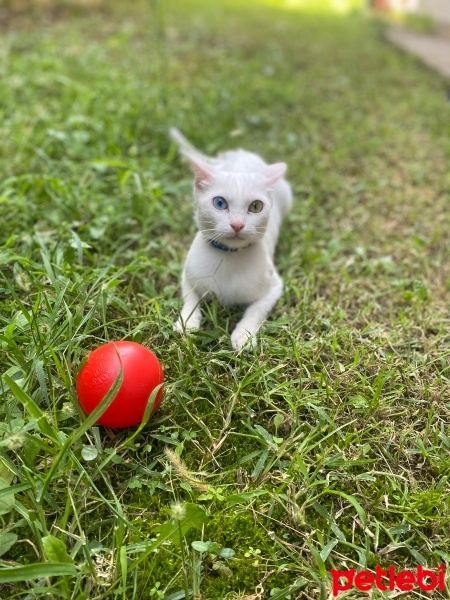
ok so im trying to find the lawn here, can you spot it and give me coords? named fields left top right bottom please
left=1, top=0, right=450, bottom=598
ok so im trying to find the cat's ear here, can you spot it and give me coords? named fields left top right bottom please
left=186, top=155, right=215, bottom=190
left=264, top=163, right=287, bottom=187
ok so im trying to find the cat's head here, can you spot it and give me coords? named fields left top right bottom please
left=185, top=155, right=286, bottom=249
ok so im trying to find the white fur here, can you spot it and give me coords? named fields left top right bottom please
left=171, top=128, right=292, bottom=351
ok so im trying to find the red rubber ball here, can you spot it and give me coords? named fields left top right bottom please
left=76, top=341, right=164, bottom=428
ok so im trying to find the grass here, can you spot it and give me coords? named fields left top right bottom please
left=1, top=0, right=450, bottom=598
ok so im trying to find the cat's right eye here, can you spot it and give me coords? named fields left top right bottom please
left=213, top=196, right=228, bottom=210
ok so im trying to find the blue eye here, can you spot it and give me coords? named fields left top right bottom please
left=213, top=196, right=228, bottom=210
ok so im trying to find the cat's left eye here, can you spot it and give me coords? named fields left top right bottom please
left=249, top=200, right=263, bottom=213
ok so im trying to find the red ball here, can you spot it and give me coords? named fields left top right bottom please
left=76, top=341, right=164, bottom=428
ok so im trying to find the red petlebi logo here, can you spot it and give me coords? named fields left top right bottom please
left=331, top=565, right=446, bottom=596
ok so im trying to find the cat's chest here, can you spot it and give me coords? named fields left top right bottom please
left=185, top=235, right=275, bottom=305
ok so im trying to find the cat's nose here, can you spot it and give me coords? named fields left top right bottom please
left=230, top=221, right=245, bottom=233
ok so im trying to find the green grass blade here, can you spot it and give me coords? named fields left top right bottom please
left=3, top=375, right=59, bottom=444
left=37, top=360, right=123, bottom=502
left=328, top=490, right=368, bottom=527
left=0, top=563, right=77, bottom=582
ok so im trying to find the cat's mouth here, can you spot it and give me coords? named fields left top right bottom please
left=225, top=235, right=247, bottom=245
left=223, top=234, right=256, bottom=249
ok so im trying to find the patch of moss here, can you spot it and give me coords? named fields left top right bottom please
left=130, top=506, right=296, bottom=597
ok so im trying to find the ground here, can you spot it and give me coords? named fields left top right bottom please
left=0, top=0, right=450, bottom=599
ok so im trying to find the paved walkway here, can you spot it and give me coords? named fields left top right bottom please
left=386, top=26, right=450, bottom=79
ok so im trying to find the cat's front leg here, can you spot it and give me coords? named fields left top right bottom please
left=231, top=277, right=283, bottom=351
left=175, top=274, right=202, bottom=332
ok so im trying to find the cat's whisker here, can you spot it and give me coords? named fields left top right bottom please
left=199, top=229, right=222, bottom=237
left=201, top=231, right=222, bottom=241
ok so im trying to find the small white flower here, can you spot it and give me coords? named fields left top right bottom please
left=170, top=502, right=186, bottom=521
left=61, top=402, right=75, bottom=417
left=6, top=432, right=26, bottom=450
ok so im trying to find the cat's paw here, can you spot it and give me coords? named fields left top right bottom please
left=174, top=316, right=200, bottom=333
left=231, top=328, right=257, bottom=352
left=174, top=320, right=185, bottom=334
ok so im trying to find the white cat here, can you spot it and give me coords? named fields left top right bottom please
left=171, top=128, right=292, bottom=351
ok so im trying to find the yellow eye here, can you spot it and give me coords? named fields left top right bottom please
left=249, top=200, right=263, bottom=213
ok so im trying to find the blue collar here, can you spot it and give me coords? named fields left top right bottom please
left=209, top=239, right=239, bottom=252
